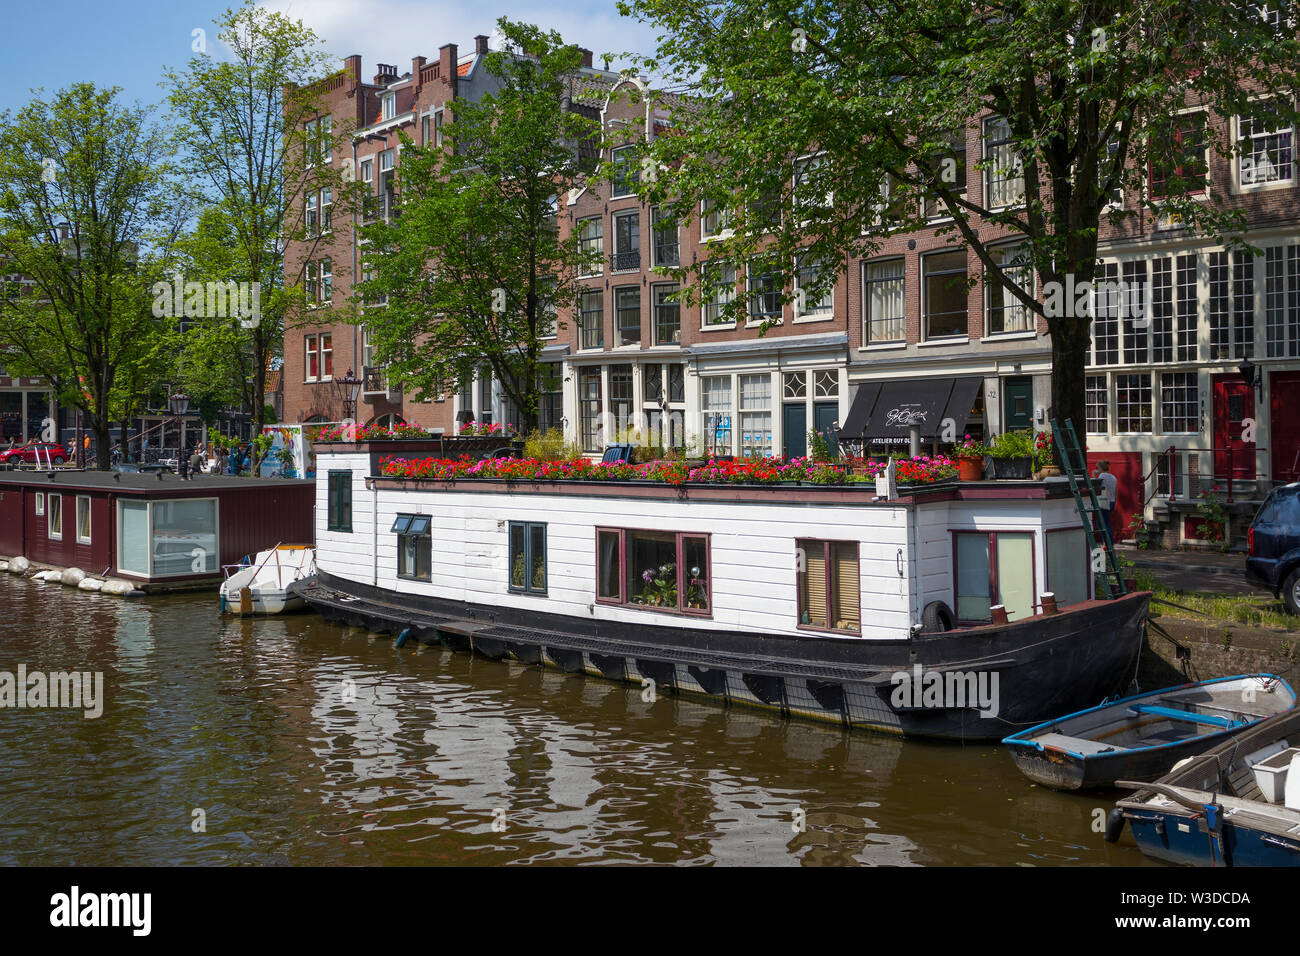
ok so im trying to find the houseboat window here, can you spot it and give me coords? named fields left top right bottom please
left=596, top=529, right=710, bottom=615
left=508, top=522, right=547, bottom=595
left=597, top=530, right=621, bottom=600
left=1046, top=528, right=1089, bottom=607
left=119, top=501, right=150, bottom=575
left=328, top=471, right=352, bottom=532
left=35, top=492, right=44, bottom=516
left=797, top=540, right=860, bottom=633
left=394, top=513, right=431, bottom=581
left=153, top=499, right=218, bottom=575
left=76, top=496, right=91, bottom=544
left=47, top=494, right=62, bottom=539
left=955, top=531, right=1034, bottom=622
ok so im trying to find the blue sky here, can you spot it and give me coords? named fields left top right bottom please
left=0, top=0, right=660, bottom=114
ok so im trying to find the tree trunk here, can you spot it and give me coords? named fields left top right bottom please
left=1048, top=315, right=1092, bottom=451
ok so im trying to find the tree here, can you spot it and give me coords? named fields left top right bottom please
left=164, top=2, right=343, bottom=434
left=619, top=0, right=1300, bottom=438
left=0, top=83, right=187, bottom=468
left=358, top=19, right=602, bottom=431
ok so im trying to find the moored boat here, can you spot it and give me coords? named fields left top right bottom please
left=1001, top=675, right=1296, bottom=790
left=1109, top=708, right=1300, bottom=866
left=296, top=440, right=1153, bottom=740
left=220, top=545, right=315, bottom=615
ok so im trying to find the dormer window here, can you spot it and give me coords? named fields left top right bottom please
left=381, top=93, right=396, bottom=122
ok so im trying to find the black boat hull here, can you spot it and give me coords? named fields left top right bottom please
left=295, top=570, right=1150, bottom=742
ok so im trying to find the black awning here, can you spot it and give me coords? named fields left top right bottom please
left=942, top=376, right=984, bottom=439
left=839, top=377, right=984, bottom=445
left=838, top=382, right=881, bottom=439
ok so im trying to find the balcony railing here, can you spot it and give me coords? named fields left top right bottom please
left=362, top=366, right=388, bottom=397
left=610, top=250, right=641, bottom=272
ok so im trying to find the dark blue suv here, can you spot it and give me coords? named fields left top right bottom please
left=1246, top=483, right=1300, bottom=614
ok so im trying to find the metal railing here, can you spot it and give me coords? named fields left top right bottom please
left=1140, top=444, right=1257, bottom=509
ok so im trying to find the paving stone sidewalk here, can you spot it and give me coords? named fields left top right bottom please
left=1118, top=545, right=1253, bottom=596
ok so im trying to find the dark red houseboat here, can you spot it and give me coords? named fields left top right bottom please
left=0, top=471, right=313, bottom=590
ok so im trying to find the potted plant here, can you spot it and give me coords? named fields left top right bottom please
left=1127, top=511, right=1152, bottom=549
left=954, top=434, right=986, bottom=481
left=1033, top=430, right=1061, bottom=478
left=984, top=429, right=1035, bottom=479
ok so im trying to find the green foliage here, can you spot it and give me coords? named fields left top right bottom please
left=163, top=3, right=339, bottom=428
left=985, top=429, right=1035, bottom=459
left=1196, top=487, right=1229, bottom=549
left=0, top=82, right=189, bottom=468
left=523, top=427, right=583, bottom=461
left=618, top=0, right=1300, bottom=437
left=355, top=19, right=601, bottom=430
left=807, top=429, right=833, bottom=462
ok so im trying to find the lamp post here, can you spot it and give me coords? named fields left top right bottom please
left=333, top=369, right=362, bottom=423
left=169, top=391, right=190, bottom=476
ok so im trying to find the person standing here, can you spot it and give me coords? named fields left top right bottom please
left=1094, top=459, right=1119, bottom=539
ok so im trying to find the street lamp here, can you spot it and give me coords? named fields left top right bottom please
left=168, top=391, right=191, bottom=417
left=333, top=369, right=362, bottom=422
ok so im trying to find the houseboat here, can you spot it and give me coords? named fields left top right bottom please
left=0, top=471, right=314, bottom=591
left=296, top=439, right=1151, bottom=741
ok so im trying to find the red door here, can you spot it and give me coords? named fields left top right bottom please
left=1212, top=374, right=1254, bottom=481
left=1272, top=371, right=1300, bottom=483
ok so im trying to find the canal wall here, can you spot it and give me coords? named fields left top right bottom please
left=1141, top=612, right=1299, bottom=687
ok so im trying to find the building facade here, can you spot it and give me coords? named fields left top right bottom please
left=281, top=41, right=1300, bottom=541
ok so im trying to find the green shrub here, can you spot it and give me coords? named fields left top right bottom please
left=986, top=429, right=1035, bottom=459
left=523, top=428, right=583, bottom=461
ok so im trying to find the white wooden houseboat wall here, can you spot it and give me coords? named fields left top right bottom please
left=313, top=450, right=1088, bottom=641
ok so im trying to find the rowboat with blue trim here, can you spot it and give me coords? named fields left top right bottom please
left=1001, top=675, right=1296, bottom=790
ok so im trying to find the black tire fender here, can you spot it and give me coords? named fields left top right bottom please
left=921, top=600, right=956, bottom=633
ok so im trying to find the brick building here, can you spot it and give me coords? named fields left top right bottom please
left=281, top=41, right=1300, bottom=542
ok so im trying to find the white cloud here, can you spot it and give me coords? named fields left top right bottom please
left=257, top=0, right=660, bottom=76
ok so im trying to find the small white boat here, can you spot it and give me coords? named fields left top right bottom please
left=220, top=544, right=315, bottom=615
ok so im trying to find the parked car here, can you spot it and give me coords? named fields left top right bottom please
left=0, top=442, right=68, bottom=465
left=1245, top=482, right=1300, bottom=613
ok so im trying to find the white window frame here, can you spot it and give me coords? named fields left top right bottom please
left=700, top=197, right=733, bottom=241
left=701, top=261, right=737, bottom=328
left=793, top=252, right=834, bottom=320
left=793, top=152, right=832, bottom=224
left=983, top=115, right=1025, bottom=210
left=1235, top=104, right=1296, bottom=192
left=47, top=493, right=62, bottom=540
left=381, top=93, right=396, bottom=122
left=577, top=216, right=603, bottom=278
left=35, top=491, right=44, bottom=516
left=984, top=242, right=1036, bottom=337
left=76, top=494, right=92, bottom=544
left=305, top=333, right=319, bottom=383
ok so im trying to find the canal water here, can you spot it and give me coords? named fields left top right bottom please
left=0, top=574, right=1155, bottom=866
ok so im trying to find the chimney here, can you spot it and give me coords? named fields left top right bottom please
left=439, top=43, right=459, bottom=97
left=475, top=34, right=489, bottom=55
left=374, top=63, right=398, bottom=86
left=412, top=55, right=427, bottom=90
left=344, top=54, right=363, bottom=88
left=577, top=47, right=593, bottom=69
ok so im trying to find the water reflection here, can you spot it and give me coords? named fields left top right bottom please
left=0, top=574, right=1155, bottom=866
